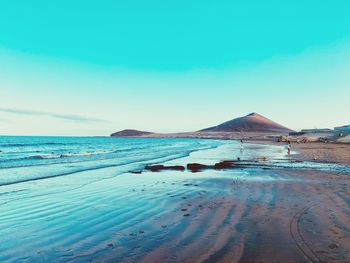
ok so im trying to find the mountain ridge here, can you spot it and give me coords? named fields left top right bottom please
left=200, top=112, right=292, bottom=133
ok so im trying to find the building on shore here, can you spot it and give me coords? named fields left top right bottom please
left=300, top=128, right=333, bottom=133
left=289, top=128, right=333, bottom=136
left=334, top=125, right=350, bottom=135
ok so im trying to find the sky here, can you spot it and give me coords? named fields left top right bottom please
left=0, top=0, right=350, bottom=136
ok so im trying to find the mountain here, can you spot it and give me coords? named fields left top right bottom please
left=110, top=129, right=154, bottom=137
left=200, top=113, right=292, bottom=133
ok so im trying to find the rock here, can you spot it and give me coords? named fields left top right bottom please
left=328, top=243, right=340, bottom=249
left=144, top=165, right=165, bottom=171
left=130, top=170, right=142, bottom=174
left=187, top=163, right=210, bottom=172
left=144, top=165, right=185, bottom=172
left=167, top=166, right=186, bottom=171
left=213, top=160, right=238, bottom=169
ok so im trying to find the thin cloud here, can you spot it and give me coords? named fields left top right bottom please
left=0, top=117, right=11, bottom=123
left=0, top=107, right=107, bottom=123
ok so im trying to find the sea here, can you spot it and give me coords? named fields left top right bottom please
left=0, top=136, right=226, bottom=186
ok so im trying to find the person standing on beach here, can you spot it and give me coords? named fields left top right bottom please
left=287, top=141, right=291, bottom=156
left=240, top=139, right=244, bottom=154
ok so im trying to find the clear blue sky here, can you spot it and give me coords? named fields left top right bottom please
left=0, top=1, right=349, bottom=135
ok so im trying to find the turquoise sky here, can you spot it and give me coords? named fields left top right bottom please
left=0, top=1, right=350, bottom=135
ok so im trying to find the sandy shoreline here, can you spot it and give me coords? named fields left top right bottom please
left=115, top=131, right=350, bottom=165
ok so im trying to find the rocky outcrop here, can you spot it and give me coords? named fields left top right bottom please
left=186, top=163, right=211, bottom=172
left=144, top=165, right=185, bottom=172
left=110, top=129, right=153, bottom=137
left=131, top=158, right=281, bottom=174
left=187, top=161, right=243, bottom=172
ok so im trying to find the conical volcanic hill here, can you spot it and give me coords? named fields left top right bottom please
left=200, top=113, right=292, bottom=133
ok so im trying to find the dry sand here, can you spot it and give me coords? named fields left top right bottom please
left=291, top=142, right=350, bottom=165
left=249, top=140, right=350, bottom=165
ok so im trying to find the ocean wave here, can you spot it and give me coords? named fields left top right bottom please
left=0, top=144, right=193, bottom=169
left=0, top=142, right=87, bottom=148
left=23, top=151, right=112, bottom=160
left=0, top=150, right=196, bottom=187
left=0, top=150, right=119, bottom=163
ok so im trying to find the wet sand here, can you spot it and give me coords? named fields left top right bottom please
left=92, top=168, right=350, bottom=263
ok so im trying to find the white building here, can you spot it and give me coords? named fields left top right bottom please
left=300, top=128, right=332, bottom=133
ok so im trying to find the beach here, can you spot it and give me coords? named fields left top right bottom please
left=121, top=130, right=350, bottom=164
left=0, top=137, right=350, bottom=262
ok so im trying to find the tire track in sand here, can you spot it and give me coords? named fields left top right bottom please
left=289, top=203, right=324, bottom=263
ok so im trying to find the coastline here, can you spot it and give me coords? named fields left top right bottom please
left=112, top=131, right=350, bottom=165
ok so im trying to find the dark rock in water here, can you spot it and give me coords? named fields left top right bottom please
left=188, top=160, right=247, bottom=172
left=187, top=163, right=210, bottom=172
left=130, top=170, right=142, bottom=174
left=213, top=161, right=238, bottom=169
left=144, top=165, right=185, bottom=172
left=165, top=165, right=185, bottom=171
left=145, top=165, right=165, bottom=171
left=213, top=160, right=244, bottom=169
